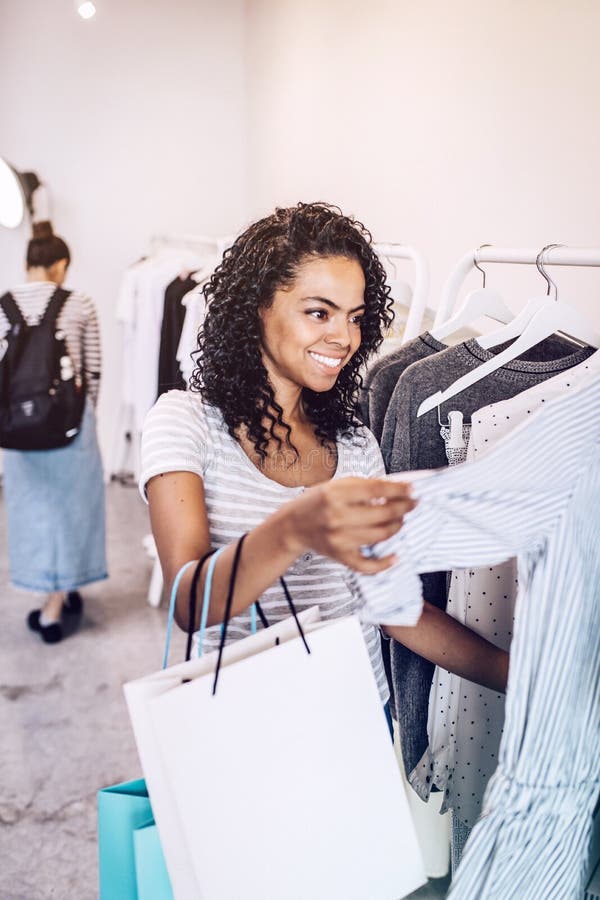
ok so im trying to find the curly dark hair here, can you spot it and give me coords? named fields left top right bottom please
left=190, top=202, right=393, bottom=460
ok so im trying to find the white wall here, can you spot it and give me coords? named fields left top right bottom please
left=0, top=0, right=247, bottom=462
left=2, top=0, right=599, bottom=470
left=245, top=0, right=600, bottom=324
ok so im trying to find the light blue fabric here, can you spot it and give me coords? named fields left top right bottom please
left=3, top=401, right=107, bottom=592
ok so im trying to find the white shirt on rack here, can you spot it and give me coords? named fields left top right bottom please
left=116, top=251, right=203, bottom=431
left=176, top=286, right=206, bottom=385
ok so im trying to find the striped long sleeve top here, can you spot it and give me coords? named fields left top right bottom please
left=0, top=281, right=102, bottom=407
left=357, top=371, right=600, bottom=899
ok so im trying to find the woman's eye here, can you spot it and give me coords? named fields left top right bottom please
left=349, top=315, right=364, bottom=326
left=307, top=309, right=328, bottom=320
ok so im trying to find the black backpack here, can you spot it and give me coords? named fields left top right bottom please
left=0, top=288, right=86, bottom=450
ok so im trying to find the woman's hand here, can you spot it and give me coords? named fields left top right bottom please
left=148, top=471, right=415, bottom=629
left=281, top=476, right=416, bottom=574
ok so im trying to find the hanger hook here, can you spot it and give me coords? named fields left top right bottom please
left=473, top=243, right=493, bottom=288
left=536, top=243, right=564, bottom=301
left=382, top=243, right=401, bottom=280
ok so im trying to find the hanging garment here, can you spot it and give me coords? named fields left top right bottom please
left=358, top=332, right=446, bottom=439
left=357, top=331, right=448, bottom=716
left=116, top=251, right=202, bottom=431
left=357, top=372, right=600, bottom=900
left=157, top=273, right=198, bottom=397
left=176, top=287, right=206, bottom=385
left=411, top=417, right=510, bottom=841
left=383, top=336, right=594, bottom=779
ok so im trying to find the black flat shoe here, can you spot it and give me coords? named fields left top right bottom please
left=64, top=591, right=83, bottom=615
left=26, top=609, right=63, bottom=643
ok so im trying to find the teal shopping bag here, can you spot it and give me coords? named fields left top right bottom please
left=134, top=818, right=174, bottom=900
left=98, top=778, right=173, bottom=900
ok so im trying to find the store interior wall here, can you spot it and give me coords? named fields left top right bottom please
left=0, top=0, right=247, bottom=464
left=245, top=0, right=600, bottom=325
left=1, top=0, right=600, bottom=469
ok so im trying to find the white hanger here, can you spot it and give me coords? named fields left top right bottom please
left=476, top=243, right=568, bottom=350
left=417, top=244, right=600, bottom=417
left=430, top=246, right=514, bottom=342
left=476, top=294, right=548, bottom=349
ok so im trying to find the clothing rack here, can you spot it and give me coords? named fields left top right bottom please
left=149, top=232, right=233, bottom=257
left=108, top=233, right=229, bottom=485
left=373, top=243, right=430, bottom=343
left=435, top=245, right=600, bottom=327
left=148, top=238, right=430, bottom=342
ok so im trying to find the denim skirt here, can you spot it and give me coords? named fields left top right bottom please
left=3, top=401, right=108, bottom=592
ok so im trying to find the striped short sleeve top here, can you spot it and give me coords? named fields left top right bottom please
left=140, top=389, right=389, bottom=704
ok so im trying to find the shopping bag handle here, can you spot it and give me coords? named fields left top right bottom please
left=163, top=549, right=218, bottom=669
left=164, top=548, right=266, bottom=669
left=187, top=547, right=222, bottom=661
left=212, top=536, right=310, bottom=695
left=197, top=546, right=227, bottom=657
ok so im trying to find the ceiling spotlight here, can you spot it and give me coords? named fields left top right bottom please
left=0, top=158, right=43, bottom=229
left=77, top=2, right=97, bottom=19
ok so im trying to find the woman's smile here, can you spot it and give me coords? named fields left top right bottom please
left=307, top=350, right=345, bottom=372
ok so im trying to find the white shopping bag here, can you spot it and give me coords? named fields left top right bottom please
left=124, top=606, right=322, bottom=900
left=126, top=610, right=426, bottom=900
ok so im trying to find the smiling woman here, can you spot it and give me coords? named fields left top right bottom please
left=141, top=202, right=408, bottom=703
left=191, top=202, right=393, bottom=465
left=262, top=255, right=365, bottom=382
left=140, top=202, right=508, bottom=710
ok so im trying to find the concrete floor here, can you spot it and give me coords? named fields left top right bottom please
left=0, top=482, right=449, bottom=900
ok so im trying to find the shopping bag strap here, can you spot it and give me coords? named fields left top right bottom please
left=163, top=548, right=269, bottom=669
left=164, top=541, right=311, bottom=685
left=213, top=535, right=247, bottom=694
left=254, top=601, right=269, bottom=629
left=187, top=547, right=220, bottom=662
left=163, top=549, right=218, bottom=669
left=278, top=576, right=311, bottom=656
left=196, top=546, right=227, bottom=657
left=212, top=537, right=310, bottom=695
left=164, top=560, right=194, bottom=669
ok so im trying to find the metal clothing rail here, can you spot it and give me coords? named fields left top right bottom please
left=151, top=238, right=431, bottom=343
left=150, top=232, right=233, bottom=257
left=374, top=243, right=430, bottom=342
left=435, top=245, right=600, bottom=327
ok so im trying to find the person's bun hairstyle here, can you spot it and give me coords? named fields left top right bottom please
left=26, top=220, right=70, bottom=269
left=31, top=220, right=55, bottom=240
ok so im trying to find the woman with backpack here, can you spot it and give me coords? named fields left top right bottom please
left=0, top=220, right=107, bottom=643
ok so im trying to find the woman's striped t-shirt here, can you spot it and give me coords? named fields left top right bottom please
left=140, top=389, right=389, bottom=704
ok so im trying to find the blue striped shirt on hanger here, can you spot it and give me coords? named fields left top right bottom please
left=357, top=372, right=600, bottom=899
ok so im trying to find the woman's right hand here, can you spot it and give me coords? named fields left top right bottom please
left=282, top=476, right=416, bottom=574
